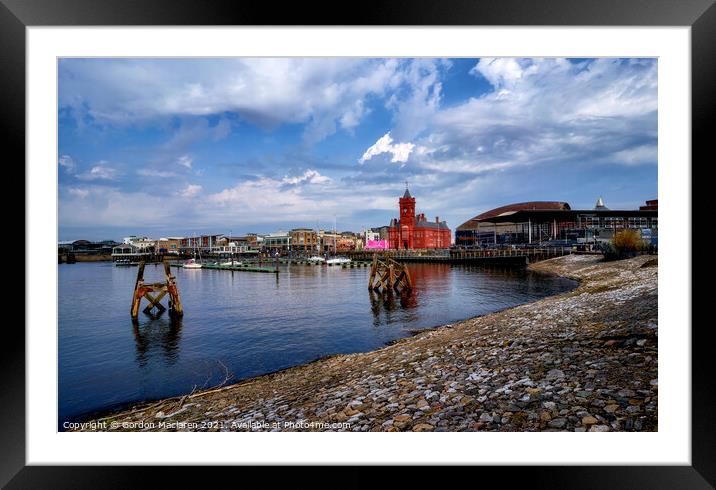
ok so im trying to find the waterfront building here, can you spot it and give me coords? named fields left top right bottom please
left=59, top=239, right=121, bottom=255
left=180, top=234, right=222, bottom=253
left=336, top=233, right=360, bottom=252
left=246, top=234, right=264, bottom=250
left=387, top=186, right=451, bottom=250
left=225, top=233, right=263, bottom=251
left=131, top=238, right=156, bottom=252
left=364, top=229, right=380, bottom=245
left=289, top=228, right=320, bottom=254
left=318, top=230, right=341, bottom=253
left=122, top=235, right=152, bottom=246
left=111, top=243, right=149, bottom=259
left=212, top=236, right=252, bottom=255
left=455, top=198, right=658, bottom=247
left=156, top=237, right=183, bottom=254
left=373, top=226, right=391, bottom=241
left=262, top=232, right=290, bottom=255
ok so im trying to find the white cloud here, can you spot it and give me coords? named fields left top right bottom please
left=177, top=155, right=193, bottom=168
left=388, top=59, right=446, bottom=141
left=67, top=187, right=89, bottom=198
left=60, top=188, right=176, bottom=228
left=178, top=184, right=202, bottom=198
left=339, top=99, right=368, bottom=131
left=470, top=58, right=532, bottom=90
left=206, top=175, right=396, bottom=225
left=58, top=58, right=455, bottom=146
left=59, top=58, right=409, bottom=144
left=359, top=132, right=415, bottom=165
left=611, top=145, right=657, bottom=166
left=58, top=154, right=75, bottom=172
left=413, top=58, right=658, bottom=173
left=76, top=162, right=118, bottom=181
left=281, top=169, right=331, bottom=185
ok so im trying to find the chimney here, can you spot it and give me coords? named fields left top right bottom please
left=435, top=216, right=440, bottom=223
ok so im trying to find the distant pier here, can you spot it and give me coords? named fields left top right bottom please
left=199, top=263, right=278, bottom=273
left=347, top=247, right=575, bottom=265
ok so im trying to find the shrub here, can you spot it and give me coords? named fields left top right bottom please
left=602, top=229, right=645, bottom=261
left=613, top=229, right=642, bottom=252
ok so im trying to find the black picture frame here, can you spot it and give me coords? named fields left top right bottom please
left=3, top=0, right=713, bottom=487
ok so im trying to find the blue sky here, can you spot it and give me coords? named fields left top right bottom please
left=58, top=58, right=657, bottom=241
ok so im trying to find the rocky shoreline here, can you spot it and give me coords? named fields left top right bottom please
left=75, top=254, right=657, bottom=432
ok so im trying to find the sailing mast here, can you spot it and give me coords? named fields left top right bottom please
left=315, top=220, right=320, bottom=255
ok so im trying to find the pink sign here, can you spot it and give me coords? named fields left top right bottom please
left=365, top=239, right=388, bottom=249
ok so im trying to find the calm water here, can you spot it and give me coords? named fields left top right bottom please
left=58, top=261, right=576, bottom=423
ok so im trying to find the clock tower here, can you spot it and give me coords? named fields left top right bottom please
left=388, top=183, right=451, bottom=250
left=399, top=183, right=416, bottom=227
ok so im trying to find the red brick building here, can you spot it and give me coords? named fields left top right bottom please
left=387, top=187, right=451, bottom=249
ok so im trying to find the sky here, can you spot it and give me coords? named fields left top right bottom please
left=58, top=57, right=658, bottom=241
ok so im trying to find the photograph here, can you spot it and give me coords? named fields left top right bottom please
left=4, top=0, right=710, bottom=483
left=57, top=56, right=659, bottom=433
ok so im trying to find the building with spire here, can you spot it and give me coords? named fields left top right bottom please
left=594, top=196, right=609, bottom=210
left=387, top=185, right=451, bottom=249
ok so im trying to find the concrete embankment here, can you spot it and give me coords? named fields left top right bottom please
left=76, top=254, right=657, bottom=432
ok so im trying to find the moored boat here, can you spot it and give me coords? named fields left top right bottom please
left=183, top=258, right=202, bottom=269
left=220, top=260, right=242, bottom=266
left=114, top=258, right=138, bottom=266
left=326, top=256, right=351, bottom=265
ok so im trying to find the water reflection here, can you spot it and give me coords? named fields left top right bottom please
left=368, top=288, right=419, bottom=326
left=132, top=315, right=182, bottom=367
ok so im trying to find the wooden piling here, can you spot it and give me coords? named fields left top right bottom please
left=130, top=259, right=183, bottom=320
left=368, top=253, right=413, bottom=293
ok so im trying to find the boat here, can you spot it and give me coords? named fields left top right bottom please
left=114, top=258, right=138, bottom=266
left=183, top=232, right=203, bottom=268
left=183, top=258, right=202, bottom=269
left=326, top=256, right=351, bottom=265
left=307, top=256, right=326, bottom=263
left=220, top=260, right=242, bottom=266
